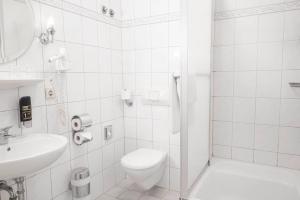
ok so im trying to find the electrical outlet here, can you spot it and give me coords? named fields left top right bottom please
left=45, top=87, right=56, bottom=99
left=45, top=78, right=56, bottom=100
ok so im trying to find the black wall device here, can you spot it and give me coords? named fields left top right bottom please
left=19, top=96, right=32, bottom=128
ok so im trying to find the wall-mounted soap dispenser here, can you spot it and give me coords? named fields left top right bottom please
left=19, top=96, right=32, bottom=128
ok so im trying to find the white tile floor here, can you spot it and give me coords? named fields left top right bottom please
left=96, top=179, right=180, bottom=200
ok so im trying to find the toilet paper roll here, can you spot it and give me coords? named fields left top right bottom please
left=71, top=114, right=93, bottom=132
left=73, top=132, right=93, bottom=145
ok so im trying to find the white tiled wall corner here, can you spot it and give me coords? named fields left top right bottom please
left=212, top=0, right=300, bottom=170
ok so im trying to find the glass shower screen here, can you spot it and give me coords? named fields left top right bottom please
left=180, top=0, right=213, bottom=198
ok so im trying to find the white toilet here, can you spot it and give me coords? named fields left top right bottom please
left=121, top=148, right=167, bottom=190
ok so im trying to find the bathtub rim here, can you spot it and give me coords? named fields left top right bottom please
left=188, top=158, right=300, bottom=199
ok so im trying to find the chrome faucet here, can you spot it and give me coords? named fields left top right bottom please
left=0, top=125, right=14, bottom=145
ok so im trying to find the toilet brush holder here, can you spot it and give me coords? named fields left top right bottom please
left=70, top=167, right=91, bottom=200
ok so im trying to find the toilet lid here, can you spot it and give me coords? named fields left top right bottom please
left=121, top=148, right=167, bottom=170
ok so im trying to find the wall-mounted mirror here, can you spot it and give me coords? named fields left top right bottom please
left=0, top=0, right=35, bottom=63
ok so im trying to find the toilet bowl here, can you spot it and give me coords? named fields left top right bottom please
left=121, top=148, right=167, bottom=190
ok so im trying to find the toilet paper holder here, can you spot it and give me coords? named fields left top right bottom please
left=71, top=114, right=93, bottom=145
left=73, top=131, right=93, bottom=146
left=71, top=114, right=93, bottom=132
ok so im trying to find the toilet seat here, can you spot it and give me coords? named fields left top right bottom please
left=121, top=148, right=166, bottom=170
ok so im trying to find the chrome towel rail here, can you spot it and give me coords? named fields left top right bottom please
left=289, top=82, right=300, bottom=87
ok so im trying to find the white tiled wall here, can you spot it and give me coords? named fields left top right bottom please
left=212, top=0, right=300, bottom=170
left=0, top=0, right=182, bottom=199
left=0, top=0, right=124, bottom=199
left=121, top=0, right=181, bottom=192
left=215, top=0, right=296, bottom=12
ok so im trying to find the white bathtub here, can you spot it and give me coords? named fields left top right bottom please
left=188, top=159, right=300, bottom=200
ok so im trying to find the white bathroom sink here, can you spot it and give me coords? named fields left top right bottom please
left=0, top=134, right=67, bottom=180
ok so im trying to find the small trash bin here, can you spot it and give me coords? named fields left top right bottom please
left=70, top=167, right=91, bottom=200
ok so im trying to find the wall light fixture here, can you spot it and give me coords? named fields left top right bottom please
left=39, top=17, right=56, bottom=45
